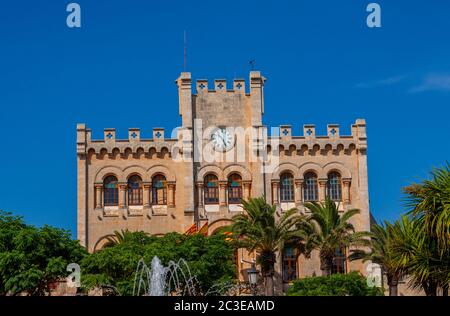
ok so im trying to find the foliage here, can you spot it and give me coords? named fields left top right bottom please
left=404, top=162, right=450, bottom=253
left=304, top=198, right=370, bottom=275
left=390, top=215, right=450, bottom=296
left=230, top=197, right=311, bottom=295
left=80, top=232, right=236, bottom=295
left=0, top=211, right=87, bottom=296
left=287, top=272, right=383, bottom=296
left=401, top=163, right=450, bottom=295
left=350, top=221, right=405, bottom=295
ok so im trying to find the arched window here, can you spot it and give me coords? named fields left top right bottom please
left=280, top=172, right=294, bottom=202
left=104, top=175, right=118, bottom=206
left=332, top=247, right=347, bottom=274
left=152, top=174, right=167, bottom=205
left=304, top=172, right=318, bottom=202
left=128, top=175, right=143, bottom=205
left=326, top=172, right=342, bottom=201
left=204, top=174, right=219, bottom=204
left=282, top=246, right=298, bottom=282
left=228, top=173, right=242, bottom=204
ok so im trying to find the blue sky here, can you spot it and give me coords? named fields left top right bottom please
left=0, top=0, right=449, bottom=236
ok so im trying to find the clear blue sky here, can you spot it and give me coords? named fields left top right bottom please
left=1, top=0, right=449, bottom=237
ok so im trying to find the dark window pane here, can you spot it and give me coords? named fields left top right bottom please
left=304, top=172, right=318, bottom=202
left=280, top=173, right=294, bottom=202
left=104, top=175, right=118, bottom=206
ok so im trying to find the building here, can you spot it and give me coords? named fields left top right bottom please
left=76, top=71, right=372, bottom=291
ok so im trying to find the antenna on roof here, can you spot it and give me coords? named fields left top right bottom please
left=183, top=30, right=187, bottom=71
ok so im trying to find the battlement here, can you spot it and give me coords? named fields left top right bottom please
left=269, top=119, right=367, bottom=153
left=191, top=71, right=265, bottom=95
left=76, top=119, right=367, bottom=157
left=76, top=124, right=182, bottom=157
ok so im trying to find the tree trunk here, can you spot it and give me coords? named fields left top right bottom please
left=387, top=275, right=398, bottom=296
left=423, top=281, right=438, bottom=296
left=264, top=276, right=274, bottom=296
left=320, top=257, right=333, bottom=276
left=442, top=284, right=448, bottom=297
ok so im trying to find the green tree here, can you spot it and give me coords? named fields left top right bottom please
left=304, top=198, right=370, bottom=276
left=390, top=215, right=449, bottom=296
left=81, top=232, right=236, bottom=295
left=403, top=163, right=450, bottom=295
left=287, top=271, right=383, bottom=296
left=350, top=222, right=404, bottom=296
left=0, top=211, right=87, bottom=296
left=230, top=197, right=310, bottom=296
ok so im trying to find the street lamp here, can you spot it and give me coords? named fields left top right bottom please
left=242, top=259, right=259, bottom=296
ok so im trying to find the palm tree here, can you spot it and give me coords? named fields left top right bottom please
left=304, top=198, right=370, bottom=276
left=404, top=163, right=450, bottom=255
left=104, top=229, right=150, bottom=247
left=403, top=163, right=450, bottom=295
left=350, top=221, right=404, bottom=296
left=391, top=215, right=449, bottom=296
left=231, top=197, right=310, bottom=296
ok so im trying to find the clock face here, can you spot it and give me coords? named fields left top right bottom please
left=211, top=128, right=234, bottom=151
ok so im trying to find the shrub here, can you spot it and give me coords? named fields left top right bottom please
left=287, top=272, right=383, bottom=296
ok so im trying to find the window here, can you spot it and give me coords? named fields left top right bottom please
left=282, top=247, right=297, bottom=282
left=304, top=172, right=318, bottom=202
left=204, top=174, right=219, bottom=204
left=332, top=248, right=347, bottom=274
left=128, top=175, right=143, bottom=205
left=104, top=175, right=118, bottom=206
left=228, top=173, right=242, bottom=204
left=327, top=172, right=342, bottom=201
left=152, top=174, right=167, bottom=205
left=280, top=172, right=294, bottom=202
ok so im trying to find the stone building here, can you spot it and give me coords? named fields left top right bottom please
left=77, top=71, right=373, bottom=290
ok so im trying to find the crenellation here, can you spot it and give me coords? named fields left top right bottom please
left=214, top=79, right=227, bottom=92
left=128, top=128, right=140, bottom=142
left=303, top=124, right=316, bottom=139
left=233, top=79, right=245, bottom=93
left=104, top=128, right=116, bottom=142
left=327, top=124, right=340, bottom=138
left=153, top=128, right=164, bottom=141
left=196, top=79, right=208, bottom=93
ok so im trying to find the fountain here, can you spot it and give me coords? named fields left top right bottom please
left=133, top=256, right=257, bottom=296
left=133, top=256, right=198, bottom=296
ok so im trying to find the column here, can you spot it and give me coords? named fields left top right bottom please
left=271, top=180, right=279, bottom=205
left=196, top=182, right=204, bottom=208
left=219, top=181, right=227, bottom=206
left=243, top=181, right=251, bottom=201
left=167, top=182, right=176, bottom=207
left=342, top=178, right=351, bottom=206
left=318, top=178, right=327, bottom=203
left=119, top=183, right=127, bottom=209
left=294, top=179, right=303, bottom=205
left=94, top=183, right=103, bottom=209
left=143, top=182, right=151, bottom=208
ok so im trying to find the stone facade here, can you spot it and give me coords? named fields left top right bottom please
left=77, top=71, right=373, bottom=290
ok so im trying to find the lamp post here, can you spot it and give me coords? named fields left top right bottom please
left=242, top=258, right=259, bottom=296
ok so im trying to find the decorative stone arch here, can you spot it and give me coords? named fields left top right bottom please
left=298, top=162, right=322, bottom=178
left=223, top=164, right=252, bottom=181
left=93, top=234, right=115, bottom=252
left=123, top=165, right=150, bottom=182
left=147, top=165, right=176, bottom=181
left=321, top=162, right=352, bottom=179
left=208, top=219, right=234, bottom=236
left=271, top=162, right=300, bottom=180
left=197, top=165, right=224, bottom=181
left=94, top=166, right=125, bottom=182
